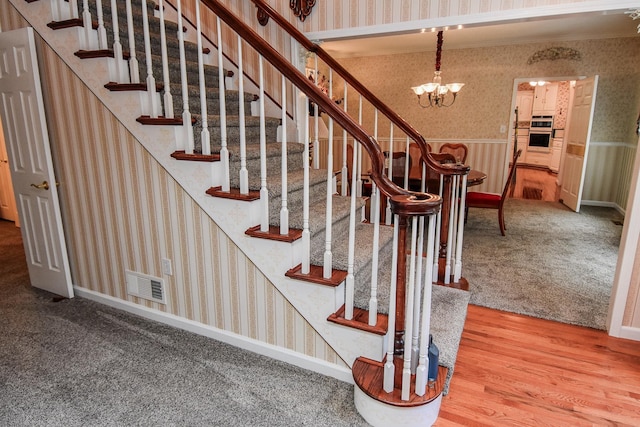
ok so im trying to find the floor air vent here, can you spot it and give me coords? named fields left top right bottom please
left=126, top=270, right=166, bottom=304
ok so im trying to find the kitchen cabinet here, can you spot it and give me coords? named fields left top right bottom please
left=516, top=91, right=534, bottom=122
left=549, top=137, right=563, bottom=172
left=532, top=83, right=558, bottom=115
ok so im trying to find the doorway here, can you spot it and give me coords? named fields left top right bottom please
left=0, top=116, right=18, bottom=224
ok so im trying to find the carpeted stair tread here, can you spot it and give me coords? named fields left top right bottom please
left=169, top=82, right=254, bottom=116
left=286, top=194, right=366, bottom=238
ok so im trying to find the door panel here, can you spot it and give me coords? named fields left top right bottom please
left=0, top=27, right=73, bottom=298
left=560, top=76, right=598, bottom=212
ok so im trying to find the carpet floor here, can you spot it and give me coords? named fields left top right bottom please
left=0, top=220, right=369, bottom=427
left=462, top=199, right=623, bottom=330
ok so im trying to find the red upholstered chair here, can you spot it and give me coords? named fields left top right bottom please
left=466, top=149, right=522, bottom=236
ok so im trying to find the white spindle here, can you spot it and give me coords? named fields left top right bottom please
left=109, top=0, right=126, bottom=83
left=356, top=96, right=363, bottom=197
left=312, top=56, right=320, bottom=170
left=433, top=177, right=443, bottom=283
left=344, top=145, right=358, bottom=319
left=196, top=0, right=210, bottom=153
left=176, top=0, right=194, bottom=153
left=81, top=0, right=94, bottom=50
left=368, top=183, right=381, bottom=325
left=323, top=70, right=334, bottom=279
left=401, top=216, right=419, bottom=401
left=444, top=177, right=456, bottom=284
left=383, top=214, right=400, bottom=392
left=411, top=214, right=426, bottom=373
left=50, top=0, right=62, bottom=24
left=125, top=0, right=139, bottom=83
left=341, top=85, right=348, bottom=196
left=385, top=119, right=393, bottom=225
left=68, top=0, right=78, bottom=19
left=416, top=214, right=437, bottom=396
left=404, top=137, right=410, bottom=189
left=237, top=35, right=248, bottom=193
left=454, top=175, right=468, bottom=281
left=95, top=0, right=108, bottom=50
left=216, top=18, right=230, bottom=191
left=301, top=95, right=311, bottom=274
left=141, top=0, right=159, bottom=118
left=279, top=74, right=289, bottom=234
left=158, top=0, right=174, bottom=118
left=258, top=56, right=269, bottom=231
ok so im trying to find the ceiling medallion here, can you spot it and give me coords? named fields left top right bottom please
left=290, top=0, right=316, bottom=22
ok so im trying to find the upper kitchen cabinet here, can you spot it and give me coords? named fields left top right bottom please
left=532, top=83, right=558, bottom=115
left=516, top=91, right=534, bottom=122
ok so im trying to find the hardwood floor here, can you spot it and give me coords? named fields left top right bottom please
left=511, top=165, right=561, bottom=202
left=435, top=305, right=640, bottom=426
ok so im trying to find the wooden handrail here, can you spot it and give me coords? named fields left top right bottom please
left=202, top=0, right=441, bottom=215
left=249, top=0, right=469, bottom=178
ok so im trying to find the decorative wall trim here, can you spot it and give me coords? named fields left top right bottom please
left=527, top=47, right=582, bottom=64
left=75, top=287, right=355, bottom=383
left=618, top=325, right=640, bottom=341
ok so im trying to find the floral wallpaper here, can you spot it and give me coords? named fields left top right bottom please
left=335, top=37, right=640, bottom=145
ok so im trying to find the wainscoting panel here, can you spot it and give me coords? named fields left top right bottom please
left=583, top=142, right=636, bottom=210
left=0, top=2, right=345, bottom=369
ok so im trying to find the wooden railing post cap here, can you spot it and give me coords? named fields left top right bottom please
left=389, top=193, right=442, bottom=217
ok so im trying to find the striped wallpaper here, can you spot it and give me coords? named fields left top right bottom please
left=1, top=1, right=345, bottom=368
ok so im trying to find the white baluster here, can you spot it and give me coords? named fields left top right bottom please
left=196, top=0, right=211, bottom=153
left=356, top=96, right=363, bottom=197
left=344, top=145, right=358, bottom=319
left=125, top=0, right=139, bottom=83
left=401, top=216, right=419, bottom=401
left=50, top=0, right=62, bottom=22
left=454, top=175, right=468, bottom=282
left=80, top=0, right=95, bottom=50
left=109, top=0, right=126, bottom=83
left=176, top=0, right=193, bottom=152
left=404, top=137, right=410, bottom=189
left=68, top=0, right=78, bottom=19
left=340, top=85, right=348, bottom=197
left=301, top=95, right=310, bottom=274
left=416, top=214, right=437, bottom=396
left=323, top=69, right=334, bottom=279
left=383, top=214, right=400, bottom=393
left=237, top=35, right=248, bottom=193
left=258, top=56, right=269, bottom=231
left=95, top=0, right=108, bottom=50
left=368, top=183, right=381, bottom=325
left=433, top=176, right=443, bottom=283
left=216, top=18, right=229, bottom=191
left=385, top=120, right=393, bottom=225
left=444, top=175, right=457, bottom=284
left=158, top=0, right=174, bottom=119
left=141, top=0, right=159, bottom=118
left=279, top=75, right=289, bottom=235
left=312, top=56, right=320, bottom=170
left=411, top=215, right=426, bottom=373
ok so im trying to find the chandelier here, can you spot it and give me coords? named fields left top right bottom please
left=411, top=31, right=464, bottom=108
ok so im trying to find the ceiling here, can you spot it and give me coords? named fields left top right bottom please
left=321, top=10, right=640, bottom=58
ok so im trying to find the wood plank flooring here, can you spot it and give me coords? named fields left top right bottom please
left=511, top=166, right=561, bottom=202
left=435, top=305, right=640, bottom=426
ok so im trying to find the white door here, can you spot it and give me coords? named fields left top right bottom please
left=559, top=76, right=599, bottom=212
left=0, top=117, right=19, bottom=222
left=0, top=27, right=74, bottom=298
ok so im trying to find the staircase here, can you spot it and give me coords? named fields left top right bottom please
left=8, top=0, right=472, bottom=425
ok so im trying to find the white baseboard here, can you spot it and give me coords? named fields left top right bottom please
left=580, top=200, right=625, bottom=216
left=74, top=286, right=354, bottom=384
left=617, top=326, right=640, bottom=342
